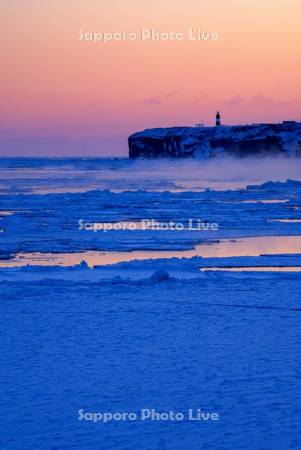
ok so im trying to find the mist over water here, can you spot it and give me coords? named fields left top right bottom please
left=1, top=156, right=301, bottom=193
left=128, top=156, right=301, bottom=185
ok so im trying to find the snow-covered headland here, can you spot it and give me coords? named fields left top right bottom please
left=129, top=121, right=301, bottom=158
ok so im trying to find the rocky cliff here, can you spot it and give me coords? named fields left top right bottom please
left=128, top=122, right=301, bottom=158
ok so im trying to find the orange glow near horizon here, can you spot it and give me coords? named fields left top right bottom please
left=1, top=0, right=301, bottom=155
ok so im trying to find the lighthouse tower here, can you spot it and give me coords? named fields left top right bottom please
left=216, top=111, right=221, bottom=126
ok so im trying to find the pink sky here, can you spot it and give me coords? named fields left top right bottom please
left=1, top=0, right=300, bottom=156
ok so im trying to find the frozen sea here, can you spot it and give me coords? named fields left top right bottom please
left=1, top=157, right=301, bottom=450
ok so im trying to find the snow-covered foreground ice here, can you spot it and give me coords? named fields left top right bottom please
left=1, top=275, right=301, bottom=449
left=200, top=266, right=301, bottom=272
left=1, top=158, right=301, bottom=449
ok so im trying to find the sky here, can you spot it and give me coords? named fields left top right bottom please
left=0, top=0, right=300, bottom=156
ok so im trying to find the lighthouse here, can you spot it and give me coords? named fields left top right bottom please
left=216, top=111, right=221, bottom=126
